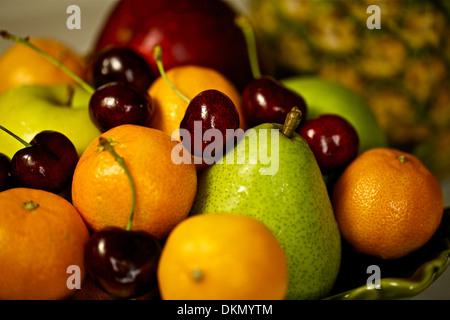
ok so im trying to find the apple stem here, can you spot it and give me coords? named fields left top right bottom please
left=0, top=30, right=95, bottom=95
left=282, top=107, right=302, bottom=138
left=235, top=15, right=262, bottom=79
left=98, top=137, right=136, bottom=231
left=152, top=45, right=191, bottom=104
left=0, top=125, right=32, bottom=148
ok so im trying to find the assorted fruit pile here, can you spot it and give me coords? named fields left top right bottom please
left=0, top=0, right=446, bottom=300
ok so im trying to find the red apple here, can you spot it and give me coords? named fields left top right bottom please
left=94, top=0, right=253, bottom=91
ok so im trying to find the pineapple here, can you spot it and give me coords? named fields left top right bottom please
left=249, top=0, right=450, bottom=180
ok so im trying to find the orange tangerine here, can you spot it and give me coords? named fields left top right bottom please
left=71, top=124, right=197, bottom=240
left=0, top=38, right=86, bottom=94
left=157, top=213, right=288, bottom=300
left=332, top=148, right=444, bottom=259
left=0, top=188, right=89, bottom=300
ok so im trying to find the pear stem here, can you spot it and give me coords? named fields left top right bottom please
left=152, top=45, right=191, bottom=104
left=282, top=107, right=302, bottom=138
left=0, top=30, right=95, bottom=95
left=98, top=137, right=136, bottom=231
left=235, top=15, right=262, bottom=79
left=0, top=125, right=32, bottom=147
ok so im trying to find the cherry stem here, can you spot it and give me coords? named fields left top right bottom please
left=0, top=125, right=32, bottom=147
left=152, top=45, right=191, bottom=104
left=98, top=137, right=136, bottom=231
left=0, top=30, right=95, bottom=95
left=282, top=107, right=302, bottom=138
left=235, top=15, right=262, bottom=79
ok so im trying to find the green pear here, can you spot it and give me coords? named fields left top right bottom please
left=0, top=84, right=100, bottom=158
left=190, top=109, right=341, bottom=300
left=282, top=76, right=388, bottom=154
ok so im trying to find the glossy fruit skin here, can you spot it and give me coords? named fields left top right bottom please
left=282, top=77, right=387, bottom=154
left=94, top=0, right=253, bottom=91
left=0, top=187, right=90, bottom=300
left=180, top=89, right=240, bottom=158
left=89, top=82, right=153, bottom=132
left=0, top=153, right=12, bottom=191
left=0, top=85, right=101, bottom=160
left=84, top=227, right=162, bottom=299
left=90, top=46, right=154, bottom=92
left=0, top=38, right=85, bottom=95
left=11, top=131, right=78, bottom=194
left=241, top=76, right=308, bottom=128
left=190, top=123, right=341, bottom=299
left=157, top=213, right=288, bottom=300
left=298, top=114, right=359, bottom=174
left=332, top=148, right=444, bottom=259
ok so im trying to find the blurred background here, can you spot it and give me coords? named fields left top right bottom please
left=0, top=0, right=448, bottom=299
left=247, top=0, right=450, bottom=185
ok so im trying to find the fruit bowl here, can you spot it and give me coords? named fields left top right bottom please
left=1, top=0, right=449, bottom=301
left=324, top=207, right=450, bottom=300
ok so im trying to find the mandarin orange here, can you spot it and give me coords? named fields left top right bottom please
left=0, top=38, right=86, bottom=94
left=71, top=124, right=197, bottom=240
left=0, top=188, right=89, bottom=300
left=157, top=213, right=288, bottom=300
left=332, top=148, right=444, bottom=259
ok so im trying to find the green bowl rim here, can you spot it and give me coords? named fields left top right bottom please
left=324, top=208, right=450, bottom=300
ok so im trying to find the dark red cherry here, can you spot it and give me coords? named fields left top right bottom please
left=91, top=46, right=155, bottom=92
left=11, top=131, right=79, bottom=194
left=241, top=76, right=308, bottom=128
left=84, top=227, right=162, bottom=299
left=89, top=82, right=154, bottom=132
left=298, top=114, right=359, bottom=174
left=0, top=153, right=12, bottom=192
left=179, top=89, right=240, bottom=159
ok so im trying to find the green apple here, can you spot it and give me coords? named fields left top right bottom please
left=0, top=84, right=101, bottom=159
left=282, top=76, right=388, bottom=153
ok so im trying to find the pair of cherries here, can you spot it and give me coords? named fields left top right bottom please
left=235, top=16, right=358, bottom=174
left=88, top=47, right=154, bottom=133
